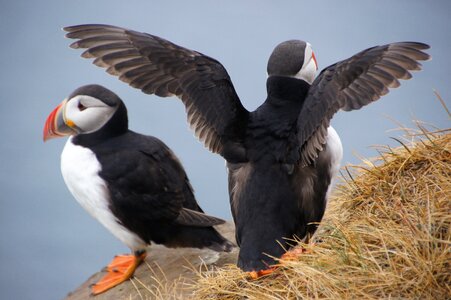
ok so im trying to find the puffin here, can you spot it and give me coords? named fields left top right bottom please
left=63, top=24, right=430, bottom=275
left=43, top=84, right=233, bottom=294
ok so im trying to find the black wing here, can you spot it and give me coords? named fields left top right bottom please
left=100, top=133, right=225, bottom=229
left=64, top=24, right=249, bottom=159
left=297, top=42, right=430, bottom=166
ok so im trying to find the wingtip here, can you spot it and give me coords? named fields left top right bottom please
left=62, top=26, right=71, bottom=32
left=81, top=49, right=95, bottom=58
left=93, top=57, right=109, bottom=68
left=419, top=42, right=431, bottom=50
left=62, top=26, right=78, bottom=40
left=62, top=24, right=84, bottom=32
left=63, top=23, right=124, bottom=33
left=68, top=40, right=80, bottom=49
left=410, top=42, right=430, bottom=50
left=65, top=31, right=79, bottom=39
left=408, top=42, right=432, bottom=61
left=413, top=42, right=432, bottom=61
left=398, top=41, right=431, bottom=50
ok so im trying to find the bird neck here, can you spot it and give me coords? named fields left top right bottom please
left=72, top=102, right=129, bottom=147
left=266, top=76, right=310, bottom=104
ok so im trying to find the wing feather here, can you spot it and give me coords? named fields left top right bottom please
left=297, top=42, right=430, bottom=166
left=64, top=24, right=249, bottom=158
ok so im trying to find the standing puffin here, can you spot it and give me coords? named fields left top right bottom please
left=43, top=84, right=233, bottom=294
left=63, top=24, right=430, bottom=274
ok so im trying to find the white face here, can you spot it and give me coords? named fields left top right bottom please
left=64, top=95, right=118, bottom=134
left=294, top=42, right=318, bottom=84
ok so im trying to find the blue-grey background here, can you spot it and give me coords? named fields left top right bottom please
left=0, top=1, right=449, bottom=299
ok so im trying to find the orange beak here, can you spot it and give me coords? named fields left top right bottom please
left=43, top=99, right=77, bottom=142
left=312, top=52, right=318, bottom=70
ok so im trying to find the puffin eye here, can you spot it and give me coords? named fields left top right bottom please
left=78, top=102, right=87, bottom=111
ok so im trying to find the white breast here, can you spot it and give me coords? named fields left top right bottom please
left=324, top=126, right=343, bottom=199
left=60, top=137, right=146, bottom=251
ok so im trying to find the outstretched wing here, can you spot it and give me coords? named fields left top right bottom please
left=297, top=42, right=430, bottom=166
left=64, top=24, right=249, bottom=158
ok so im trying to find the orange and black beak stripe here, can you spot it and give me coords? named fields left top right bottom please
left=43, top=99, right=78, bottom=142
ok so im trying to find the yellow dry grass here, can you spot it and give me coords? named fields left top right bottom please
left=190, top=125, right=451, bottom=299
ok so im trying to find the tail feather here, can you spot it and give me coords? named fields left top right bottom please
left=175, top=208, right=226, bottom=227
left=166, top=225, right=234, bottom=252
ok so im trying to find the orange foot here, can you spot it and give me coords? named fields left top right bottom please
left=280, top=246, right=309, bottom=261
left=248, top=267, right=277, bottom=279
left=247, top=245, right=314, bottom=279
left=91, top=251, right=146, bottom=295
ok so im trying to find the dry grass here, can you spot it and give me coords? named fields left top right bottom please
left=130, top=260, right=199, bottom=300
left=190, top=124, right=451, bottom=299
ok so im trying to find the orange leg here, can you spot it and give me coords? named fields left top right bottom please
left=248, top=267, right=277, bottom=279
left=247, top=245, right=313, bottom=279
left=91, top=251, right=146, bottom=295
left=280, top=246, right=309, bottom=261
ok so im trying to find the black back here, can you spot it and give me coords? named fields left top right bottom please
left=72, top=94, right=231, bottom=251
left=228, top=76, right=330, bottom=270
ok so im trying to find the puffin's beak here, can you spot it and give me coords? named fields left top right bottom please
left=43, top=99, right=78, bottom=142
left=312, top=52, right=318, bottom=71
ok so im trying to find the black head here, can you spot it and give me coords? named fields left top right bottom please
left=68, top=84, right=122, bottom=107
left=267, top=40, right=318, bottom=84
left=44, top=84, right=128, bottom=142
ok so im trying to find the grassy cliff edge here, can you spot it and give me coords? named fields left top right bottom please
left=192, top=126, right=450, bottom=299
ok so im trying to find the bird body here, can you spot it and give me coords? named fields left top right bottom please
left=227, top=77, right=343, bottom=269
left=61, top=136, right=147, bottom=251
left=44, top=84, right=232, bottom=293
left=63, top=25, right=430, bottom=272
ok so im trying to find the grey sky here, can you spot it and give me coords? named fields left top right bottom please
left=0, top=1, right=449, bottom=299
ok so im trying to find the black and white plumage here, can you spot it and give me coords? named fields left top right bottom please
left=44, top=84, right=233, bottom=254
left=63, top=24, right=430, bottom=271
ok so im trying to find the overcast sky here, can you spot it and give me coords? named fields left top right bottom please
left=0, top=1, right=449, bottom=299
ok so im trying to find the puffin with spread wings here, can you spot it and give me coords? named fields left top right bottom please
left=63, top=24, right=430, bottom=275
